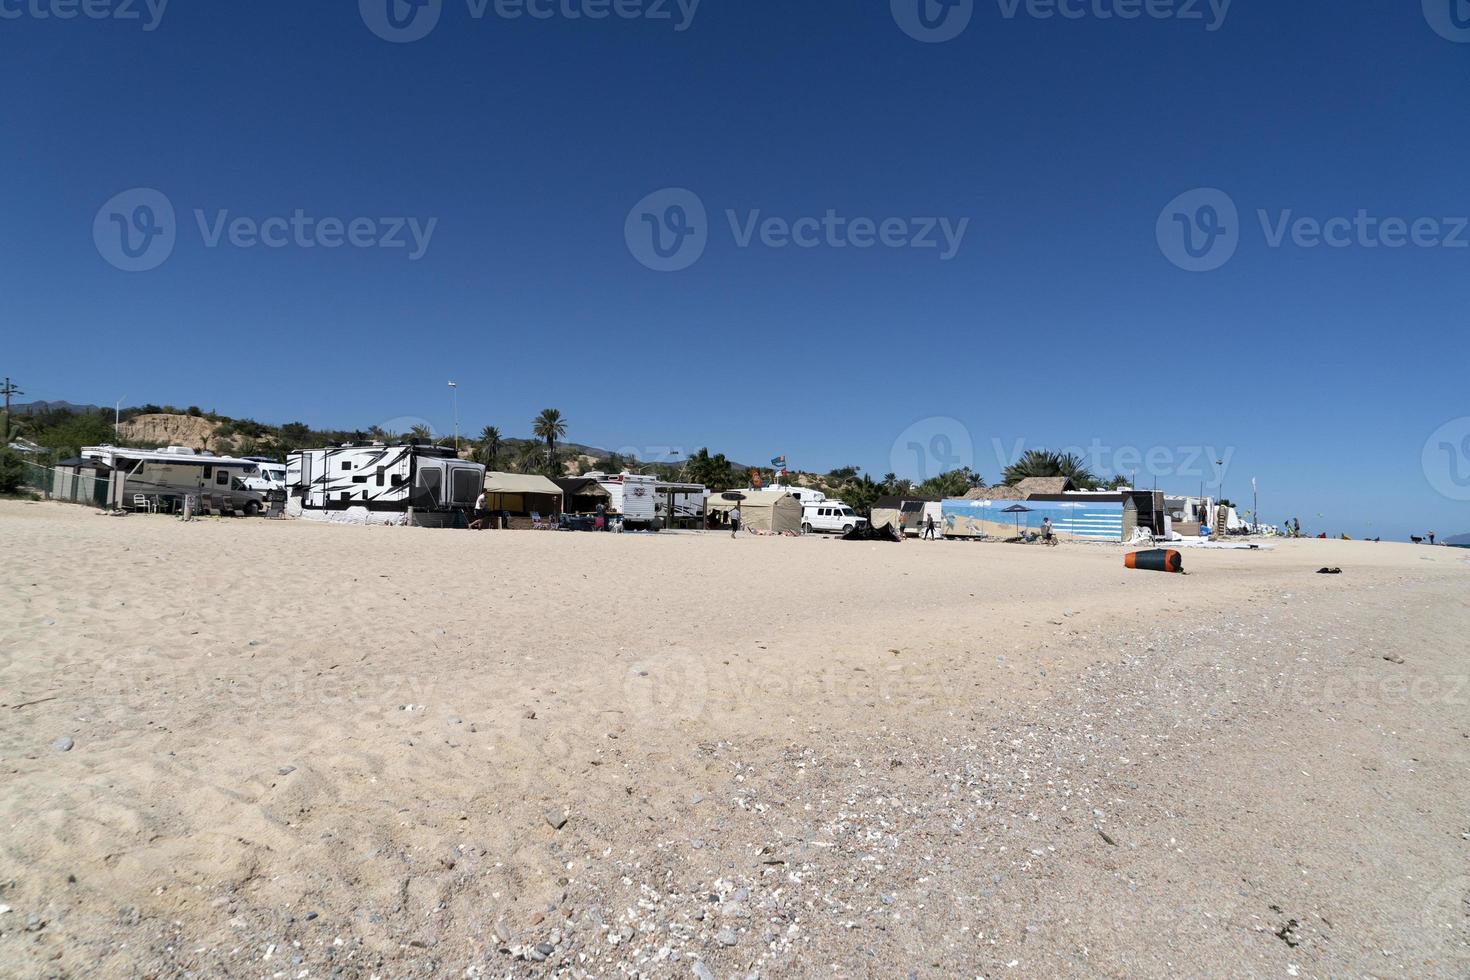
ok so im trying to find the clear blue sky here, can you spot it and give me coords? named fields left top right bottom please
left=2, top=1, right=1466, bottom=538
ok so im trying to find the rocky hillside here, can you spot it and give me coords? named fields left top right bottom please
left=116, top=414, right=226, bottom=452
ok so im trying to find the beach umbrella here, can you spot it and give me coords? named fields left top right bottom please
left=1001, top=503, right=1033, bottom=537
left=721, top=491, right=746, bottom=502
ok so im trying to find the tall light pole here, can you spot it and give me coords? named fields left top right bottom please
left=115, top=395, right=127, bottom=442
left=447, top=381, right=459, bottom=454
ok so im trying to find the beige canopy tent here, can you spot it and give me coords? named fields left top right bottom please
left=705, top=490, right=802, bottom=533
left=484, top=472, right=564, bottom=517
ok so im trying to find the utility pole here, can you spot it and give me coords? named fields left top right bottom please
left=1, top=377, right=22, bottom=444
left=447, top=381, right=460, bottom=454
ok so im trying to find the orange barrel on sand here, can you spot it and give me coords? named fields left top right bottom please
left=1125, top=549, right=1183, bottom=573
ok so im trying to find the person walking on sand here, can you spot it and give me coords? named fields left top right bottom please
left=730, top=505, right=742, bottom=538
left=470, top=491, right=488, bottom=530
left=1428, top=530, right=1436, bottom=545
left=924, top=514, right=937, bottom=540
left=1041, top=515, right=1055, bottom=546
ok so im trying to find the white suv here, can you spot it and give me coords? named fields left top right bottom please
left=802, top=502, right=867, bottom=534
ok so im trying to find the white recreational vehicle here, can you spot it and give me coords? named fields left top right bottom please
left=653, top=479, right=708, bottom=528
left=241, top=457, right=287, bottom=493
left=584, top=471, right=658, bottom=530
left=80, top=445, right=268, bottom=514
left=288, top=444, right=485, bottom=527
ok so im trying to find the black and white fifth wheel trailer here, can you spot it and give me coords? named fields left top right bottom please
left=287, top=444, right=485, bottom=527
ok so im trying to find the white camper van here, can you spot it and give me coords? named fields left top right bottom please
left=585, top=472, right=657, bottom=530
left=288, top=443, right=485, bottom=527
left=801, top=501, right=867, bottom=535
left=241, top=457, right=287, bottom=493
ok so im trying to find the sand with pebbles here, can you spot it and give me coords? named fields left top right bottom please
left=1, top=499, right=1467, bottom=977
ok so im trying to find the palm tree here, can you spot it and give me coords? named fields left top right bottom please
left=532, top=409, right=566, bottom=461
left=1002, top=449, right=1098, bottom=488
left=409, top=422, right=433, bottom=443
left=478, top=425, right=503, bottom=469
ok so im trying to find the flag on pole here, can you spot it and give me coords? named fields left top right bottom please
left=770, top=456, right=785, bottom=467
left=751, top=468, right=762, bottom=489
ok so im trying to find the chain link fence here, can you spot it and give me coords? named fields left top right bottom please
left=19, top=460, right=115, bottom=508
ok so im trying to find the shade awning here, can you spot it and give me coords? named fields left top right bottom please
left=484, top=472, right=565, bottom=496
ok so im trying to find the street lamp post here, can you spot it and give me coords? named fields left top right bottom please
left=447, top=381, right=459, bottom=454
left=115, top=395, right=127, bottom=441
left=1215, top=457, right=1225, bottom=528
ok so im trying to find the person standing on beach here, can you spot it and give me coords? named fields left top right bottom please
left=471, top=491, right=487, bottom=530
left=1428, top=530, right=1436, bottom=545
left=924, top=515, right=937, bottom=540
left=730, top=505, right=741, bottom=538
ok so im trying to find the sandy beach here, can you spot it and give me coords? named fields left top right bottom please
left=1, top=499, right=1466, bottom=978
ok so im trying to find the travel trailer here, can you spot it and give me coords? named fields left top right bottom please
left=653, top=479, right=708, bottom=528
left=288, top=443, right=485, bottom=527
left=584, top=471, right=658, bottom=529
left=80, top=445, right=267, bottom=514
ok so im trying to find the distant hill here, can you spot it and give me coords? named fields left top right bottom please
left=12, top=400, right=103, bottom=416
left=1443, top=532, right=1470, bottom=547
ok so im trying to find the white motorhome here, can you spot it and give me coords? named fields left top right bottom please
left=288, top=444, right=485, bottom=527
left=81, top=445, right=267, bottom=514
left=749, top=482, right=826, bottom=506
left=801, top=500, right=867, bottom=535
left=585, top=471, right=657, bottom=529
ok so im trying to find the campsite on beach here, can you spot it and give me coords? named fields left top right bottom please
left=4, top=3, right=1467, bottom=976
left=2, top=406, right=1468, bottom=977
